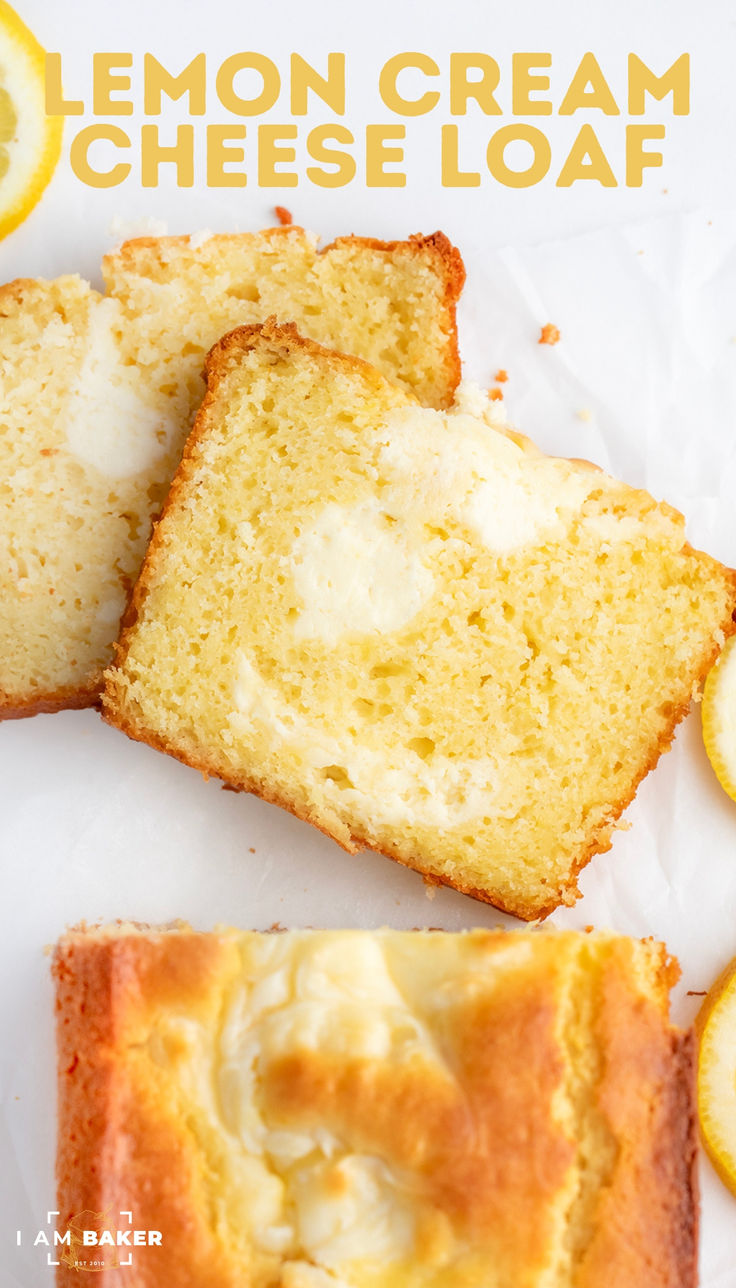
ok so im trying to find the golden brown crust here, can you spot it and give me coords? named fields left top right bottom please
left=0, top=681, right=100, bottom=721
left=320, top=229, right=465, bottom=405
left=573, top=947, right=699, bottom=1287
left=0, top=272, right=91, bottom=318
left=53, top=932, right=243, bottom=1286
left=54, top=935, right=117, bottom=1284
left=53, top=927, right=698, bottom=1287
left=0, top=275, right=42, bottom=310
left=263, top=959, right=575, bottom=1257
left=102, top=321, right=736, bottom=922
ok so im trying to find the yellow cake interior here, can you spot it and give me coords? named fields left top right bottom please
left=0, top=276, right=176, bottom=707
left=1, top=229, right=460, bottom=710
left=104, top=328, right=736, bottom=917
left=102, top=229, right=461, bottom=412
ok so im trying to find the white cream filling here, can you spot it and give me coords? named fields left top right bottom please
left=452, top=378, right=510, bottom=426
left=291, top=500, right=434, bottom=643
left=230, top=652, right=498, bottom=829
left=378, top=403, right=601, bottom=557
left=149, top=931, right=549, bottom=1279
left=290, top=1155, right=414, bottom=1269
left=212, top=933, right=459, bottom=1273
left=187, top=227, right=215, bottom=249
left=288, top=390, right=626, bottom=648
left=65, top=298, right=176, bottom=478
left=94, top=590, right=127, bottom=627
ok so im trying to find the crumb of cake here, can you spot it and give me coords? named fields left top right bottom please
left=494, top=368, right=508, bottom=383
left=539, top=324, right=560, bottom=346
left=189, top=228, right=214, bottom=250
left=249, top=846, right=256, bottom=853
left=489, top=387, right=503, bottom=401
left=577, top=408, right=592, bottom=422
left=275, top=206, right=293, bottom=226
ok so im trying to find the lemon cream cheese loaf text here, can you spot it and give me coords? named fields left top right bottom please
left=102, top=322, right=736, bottom=919
left=53, top=924, right=697, bottom=1288
left=0, top=226, right=463, bottom=718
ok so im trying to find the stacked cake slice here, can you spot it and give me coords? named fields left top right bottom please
left=0, top=227, right=463, bottom=716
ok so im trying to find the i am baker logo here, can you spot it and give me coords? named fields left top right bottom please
left=17, top=1208, right=162, bottom=1271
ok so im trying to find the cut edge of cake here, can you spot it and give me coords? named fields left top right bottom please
left=0, top=225, right=465, bottom=721
left=102, top=225, right=466, bottom=412
left=101, top=320, right=736, bottom=920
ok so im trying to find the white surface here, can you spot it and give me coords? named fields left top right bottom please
left=2, top=0, right=736, bottom=1283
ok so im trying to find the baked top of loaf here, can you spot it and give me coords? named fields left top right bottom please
left=102, top=321, right=736, bottom=919
left=0, top=226, right=463, bottom=719
left=53, top=924, right=697, bottom=1288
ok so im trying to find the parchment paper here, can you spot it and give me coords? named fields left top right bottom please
left=2, top=210, right=736, bottom=1283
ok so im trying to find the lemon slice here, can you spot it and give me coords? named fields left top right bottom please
left=697, top=956, right=736, bottom=1195
left=702, top=633, right=736, bottom=802
left=0, top=0, right=62, bottom=241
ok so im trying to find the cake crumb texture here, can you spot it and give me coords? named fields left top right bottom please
left=102, top=321, right=736, bottom=918
left=0, top=227, right=463, bottom=717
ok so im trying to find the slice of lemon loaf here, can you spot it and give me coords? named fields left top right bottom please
left=0, top=227, right=463, bottom=719
left=54, top=924, right=697, bottom=1288
left=103, top=322, right=736, bottom=919
left=0, top=274, right=146, bottom=717
left=102, top=228, right=463, bottom=413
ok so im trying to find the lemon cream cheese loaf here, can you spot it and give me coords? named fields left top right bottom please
left=0, top=226, right=463, bottom=719
left=102, top=322, right=736, bottom=919
left=101, top=228, right=463, bottom=413
left=53, top=925, right=697, bottom=1288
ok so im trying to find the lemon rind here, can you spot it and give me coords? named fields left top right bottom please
left=697, top=961, right=736, bottom=1196
left=0, top=0, right=63, bottom=243
left=702, top=635, right=736, bottom=804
